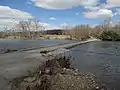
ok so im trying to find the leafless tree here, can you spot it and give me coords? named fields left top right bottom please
left=17, top=21, right=33, bottom=39
left=34, top=21, right=45, bottom=38
left=66, top=24, right=90, bottom=40
left=16, top=20, right=45, bottom=39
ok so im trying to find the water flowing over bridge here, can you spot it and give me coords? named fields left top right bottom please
left=0, top=38, right=100, bottom=90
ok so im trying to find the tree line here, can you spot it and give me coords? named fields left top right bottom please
left=62, top=20, right=120, bottom=41
left=0, top=20, right=120, bottom=41
left=0, top=20, right=45, bottom=39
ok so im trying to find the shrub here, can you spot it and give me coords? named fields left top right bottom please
left=100, top=30, right=120, bottom=41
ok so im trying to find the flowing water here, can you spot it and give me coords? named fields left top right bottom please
left=0, top=39, right=76, bottom=53
left=0, top=39, right=120, bottom=89
left=71, top=41, right=120, bottom=90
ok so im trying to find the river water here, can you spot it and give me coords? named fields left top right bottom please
left=0, top=39, right=76, bottom=53
left=0, top=39, right=120, bottom=89
left=71, top=41, right=120, bottom=90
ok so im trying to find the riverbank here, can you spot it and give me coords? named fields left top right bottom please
left=12, top=53, right=99, bottom=90
left=0, top=35, right=93, bottom=40
left=42, top=35, right=71, bottom=40
left=10, top=39, right=102, bottom=90
left=0, top=35, right=71, bottom=40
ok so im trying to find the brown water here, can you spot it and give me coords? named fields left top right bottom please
left=71, top=41, right=120, bottom=90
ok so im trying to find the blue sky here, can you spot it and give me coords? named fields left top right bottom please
left=0, top=0, right=120, bottom=30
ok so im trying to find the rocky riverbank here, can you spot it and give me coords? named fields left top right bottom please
left=11, top=49, right=106, bottom=90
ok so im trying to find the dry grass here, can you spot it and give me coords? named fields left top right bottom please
left=43, top=35, right=71, bottom=40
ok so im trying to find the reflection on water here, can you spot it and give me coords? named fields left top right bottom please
left=70, top=42, right=120, bottom=90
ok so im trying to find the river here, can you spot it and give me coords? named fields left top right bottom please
left=71, top=41, right=120, bottom=90
left=0, top=39, right=76, bottom=53
left=0, top=39, right=120, bottom=89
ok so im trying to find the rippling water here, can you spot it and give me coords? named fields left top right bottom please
left=0, top=39, right=76, bottom=53
left=71, top=41, right=120, bottom=90
left=1, top=39, right=120, bottom=89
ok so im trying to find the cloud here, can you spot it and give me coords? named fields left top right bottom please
left=60, top=23, right=74, bottom=29
left=41, top=22, right=59, bottom=30
left=84, top=6, right=100, bottom=11
left=31, top=0, right=99, bottom=9
left=84, top=0, right=120, bottom=13
left=0, top=6, right=33, bottom=19
left=98, top=0, right=120, bottom=9
left=107, top=0, right=120, bottom=6
left=0, top=6, right=34, bottom=31
left=49, top=17, right=56, bottom=20
left=0, top=19, right=59, bottom=31
left=82, top=0, right=99, bottom=6
left=0, top=19, right=19, bottom=30
left=0, top=6, right=60, bottom=31
left=84, top=9, right=113, bottom=19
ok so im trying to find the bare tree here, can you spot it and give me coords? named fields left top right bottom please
left=25, top=21, right=32, bottom=38
left=16, top=20, right=45, bottom=39
left=63, top=24, right=90, bottom=40
left=32, top=21, right=45, bottom=38
left=18, top=21, right=27, bottom=38
left=17, top=21, right=32, bottom=39
left=69, top=24, right=90, bottom=40
left=35, top=21, right=44, bottom=38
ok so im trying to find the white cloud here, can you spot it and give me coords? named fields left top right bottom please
left=107, top=0, right=120, bottom=6
left=0, top=19, right=59, bottom=31
left=0, top=6, right=34, bottom=31
left=31, top=0, right=99, bottom=9
left=60, top=23, right=74, bottom=29
left=82, top=0, right=99, bottom=6
left=84, top=9, right=113, bottom=19
left=98, top=0, right=120, bottom=9
left=0, top=6, right=33, bottom=19
left=84, top=6, right=100, bottom=11
left=0, top=19, right=19, bottom=31
left=28, top=21, right=60, bottom=30
left=49, top=17, right=56, bottom=20
left=0, top=6, right=60, bottom=31
left=41, top=22, right=59, bottom=30
left=99, top=4, right=119, bottom=9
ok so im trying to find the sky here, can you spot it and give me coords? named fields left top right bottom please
left=0, top=0, right=120, bottom=30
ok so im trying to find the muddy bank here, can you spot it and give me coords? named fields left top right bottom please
left=11, top=49, right=106, bottom=90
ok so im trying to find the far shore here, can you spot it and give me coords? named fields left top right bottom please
left=0, top=35, right=71, bottom=40
left=0, top=35, right=92, bottom=40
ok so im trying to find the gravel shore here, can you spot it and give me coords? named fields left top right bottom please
left=11, top=52, right=101, bottom=90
